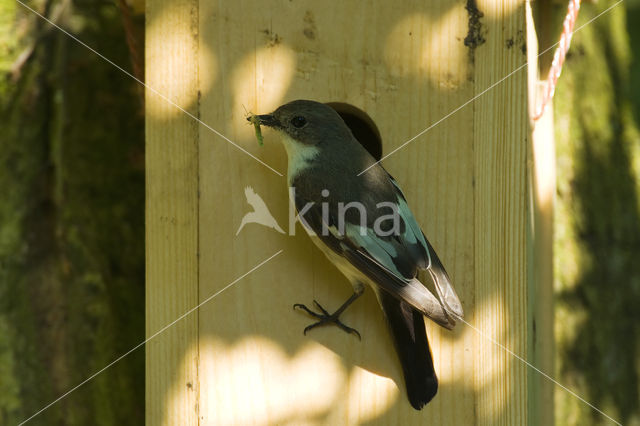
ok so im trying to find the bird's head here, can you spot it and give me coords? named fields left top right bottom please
left=248, top=100, right=353, bottom=147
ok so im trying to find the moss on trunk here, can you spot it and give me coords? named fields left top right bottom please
left=0, top=1, right=144, bottom=424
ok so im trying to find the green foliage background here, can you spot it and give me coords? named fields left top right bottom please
left=0, top=1, right=144, bottom=424
left=554, top=1, right=640, bottom=425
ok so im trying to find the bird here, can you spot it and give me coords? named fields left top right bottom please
left=249, top=99, right=463, bottom=410
left=236, top=186, right=285, bottom=235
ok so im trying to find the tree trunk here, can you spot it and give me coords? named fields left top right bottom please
left=0, top=1, right=144, bottom=424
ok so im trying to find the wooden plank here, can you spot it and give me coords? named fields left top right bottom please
left=527, top=2, right=555, bottom=425
left=197, top=1, right=476, bottom=424
left=145, top=0, right=200, bottom=425
left=146, top=0, right=537, bottom=424
left=473, top=1, right=530, bottom=425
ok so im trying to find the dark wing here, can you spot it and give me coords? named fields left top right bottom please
left=293, top=175, right=461, bottom=324
left=388, top=175, right=463, bottom=318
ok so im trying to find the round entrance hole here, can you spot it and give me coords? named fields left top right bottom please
left=325, top=102, right=383, bottom=161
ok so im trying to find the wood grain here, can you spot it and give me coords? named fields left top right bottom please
left=146, top=0, right=200, bottom=425
left=145, top=0, right=547, bottom=424
left=473, top=2, right=530, bottom=424
left=527, top=2, right=556, bottom=425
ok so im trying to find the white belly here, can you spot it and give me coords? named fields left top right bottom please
left=306, top=232, right=367, bottom=293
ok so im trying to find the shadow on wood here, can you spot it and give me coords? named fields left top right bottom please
left=146, top=0, right=548, bottom=424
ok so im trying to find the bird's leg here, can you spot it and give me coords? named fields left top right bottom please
left=293, top=286, right=364, bottom=340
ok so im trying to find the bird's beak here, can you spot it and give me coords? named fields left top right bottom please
left=248, top=114, right=279, bottom=128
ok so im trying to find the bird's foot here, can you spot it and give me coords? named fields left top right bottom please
left=293, top=300, right=361, bottom=340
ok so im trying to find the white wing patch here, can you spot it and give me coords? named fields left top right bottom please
left=394, top=187, right=432, bottom=270
left=345, top=223, right=404, bottom=278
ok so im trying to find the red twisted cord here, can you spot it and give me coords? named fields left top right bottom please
left=533, top=0, right=581, bottom=121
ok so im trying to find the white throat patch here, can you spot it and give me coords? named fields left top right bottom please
left=280, top=134, right=320, bottom=183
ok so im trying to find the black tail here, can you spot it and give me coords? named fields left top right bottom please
left=378, top=290, right=438, bottom=409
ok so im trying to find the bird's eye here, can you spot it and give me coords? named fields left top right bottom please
left=291, top=116, right=307, bottom=128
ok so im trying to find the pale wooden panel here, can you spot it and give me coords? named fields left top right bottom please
left=198, top=1, right=475, bottom=425
left=145, top=0, right=200, bottom=425
left=473, top=1, right=530, bottom=425
left=145, top=0, right=536, bottom=424
left=527, top=2, right=556, bottom=424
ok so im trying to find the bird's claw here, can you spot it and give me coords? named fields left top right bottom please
left=293, top=300, right=361, bottom=340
